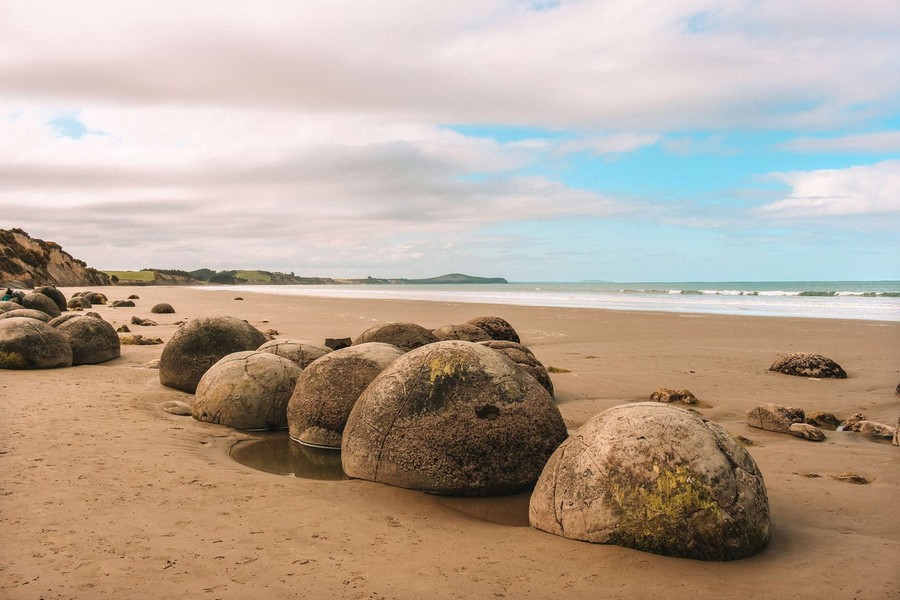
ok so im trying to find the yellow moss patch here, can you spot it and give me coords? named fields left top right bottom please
left=0, top=351, right=27, bottom=369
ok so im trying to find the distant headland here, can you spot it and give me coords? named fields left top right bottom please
left=0, top=228, right=507, bottom=288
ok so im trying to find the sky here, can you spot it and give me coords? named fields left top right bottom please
left=1, top=0, right=899, bottom=282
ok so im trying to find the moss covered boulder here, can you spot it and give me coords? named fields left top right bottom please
left=466, top=316, right=520, bottom=343
left=342, top=340, right=567, bottom=496
left=287, top=342, right=404, bottom=448
left=159, top=316, right=268, bottom=393
left=352, top=322, right=438, bottom=352
left=529, top=403, right=770, bottom=560
left=257, top=338, right=331, bottom=369
left=0, top=317, right=73, bottom=369
left=193, top=351, right=302, bottom=430
left=57, top=316, right=121, bottom=365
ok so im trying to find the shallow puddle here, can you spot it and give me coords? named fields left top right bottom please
left=230, top=432, right=347, bottom=480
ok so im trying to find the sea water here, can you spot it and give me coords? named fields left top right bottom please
left=202, top=281, right=900, bottom=321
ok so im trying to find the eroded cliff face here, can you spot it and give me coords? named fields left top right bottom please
left=0, top=228, right=111, bottom=288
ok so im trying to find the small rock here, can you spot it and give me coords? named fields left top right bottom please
left=110, top=300, right=136, bottom=308
left=747, top=403, right=825, bottom=441
left=151, top=303, right=175, bottom=314
left=117, top=324, right=131, bottom=333
left=649, top=388, right=699, bottom=405
left=234, top=297, right=244, bottom=301
left=131, top=316, right=158, bottom=326
left=120, top=334, right=164, bottom=345
left=145, top=359, right=160, bottom=369
left=829, top=472, right=870, bottom=485
left=325, top=337, right=352, bottom=350
left=805, top=411, right=841, bottom=430
left=159, top=400, right=192, bottom=416
left=127, top=295, right=140, bottom=300
left=841, top=413, right=896, bottom=443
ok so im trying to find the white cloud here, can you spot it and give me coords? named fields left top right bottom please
left=780, top=131, right=900, bottom=153
left=556, top=133, right=661, bottom=156
left=759, top=160, right=900, bottom=217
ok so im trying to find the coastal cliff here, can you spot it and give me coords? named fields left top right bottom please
left=0, top=228, right=111, bottom=288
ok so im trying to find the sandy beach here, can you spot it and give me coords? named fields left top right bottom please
left=1, top=285, right=898, bottom=600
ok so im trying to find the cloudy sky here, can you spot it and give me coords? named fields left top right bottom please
left=2, top=0, right=899, bottom=281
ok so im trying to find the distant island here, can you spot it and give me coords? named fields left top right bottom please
left=0, top=228, right=507, bottom=288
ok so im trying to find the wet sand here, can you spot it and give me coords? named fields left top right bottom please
left=1, top=285, right=898, bottom=599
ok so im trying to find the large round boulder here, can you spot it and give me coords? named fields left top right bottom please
left=57, top=316, right=121, bottom=365
left=0, top=317, right=73, bottom=369
left=0, top=301, right=23, bottom=312
left=0, top=309, right=52, bottom=323
left=34, top=286, right=68, bottom=312
left=151, top=303, right=175, bottom=314
left=769, top=353, right=847, bottom=378
left=257, top=338, right=331, bottom=369
left=529, top=403, right=770, bottom=561
left=479, top=340, right=554, bottom=397
left=432, top=323, right=491, bottom=342
left=22, top=292, right=61, bottom=318
left=466, top=316, right=520, bottom=343
left=159, top=316, right=268, bottom=393
left=287, top=343, right=404, bottom=448
left=342, top=340, right=567, bottom=496
left=352, top=322, right=438, bottom=352
left=193, top=351, right=303, bottom=430
left=67, top=296, right=91, bottom=310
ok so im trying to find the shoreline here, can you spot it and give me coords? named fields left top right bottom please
left=1, top=285, right=898, bottom=599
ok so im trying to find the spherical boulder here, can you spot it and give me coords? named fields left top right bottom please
left=67, top=297, right=91, bottom=310
left=287, top=343, right=404, bottom=448
left=769, top=353, right=846, bottom=378
left=34, top=286, right=68, bottom=312
left=257, top=338, right=332, bottom=369
left=193, top=351, right=303, bottom=430
left=352, top=322, right=438, bottom=352
left=0, top=317, right=73, bottom=369
left=22, top=292, right=61, bottom=318
left=479, top=340, right=554, bottom=397
left=432, top=323, right=491, bottom=342
left=74, top=291, right=107, bottom=305
left=57, top=316, right=121, bottom=365
left=342, top=340, right=567, bottom=496
left=0, top=309, right=52, bottom=323
left=0, top=301, right=23, bottom=312
left=151, top=303, right=175, bottom=314
left=466, top=316, right=520, bottom=343
left=529, top=403, right=770, bottom=561
left=159, top=316, right=268, bottom=393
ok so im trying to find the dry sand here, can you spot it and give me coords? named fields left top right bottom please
left=1, top=285, right=898, bottom=599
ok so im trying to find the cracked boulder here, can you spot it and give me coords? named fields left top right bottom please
left=342, top=340, right=567, bottom=496
left=258, top=338, right=332, bottom=369
left=57, top=315, right=121, bottom=365
left=529, top=403, right=770, bottom=560
left=287, top=342, right=404, bottom=448
left=465, top=316, right=520, bottom=343
left=159, top=316, right=268, bottom=393
left=352, top=322, right=438, bottom=352
left=0, top=317, right=73, bottom=369
left=192, top=351, right=302, bottom=430
left=769, top=353, right=847, bottom=378
left=747, top=403, right=825, bottom=441
left=0, top=308, right=52, bottom=323
left=479, top=340, right=554, bottom=397
left=432, top=323, right=492, bottom=342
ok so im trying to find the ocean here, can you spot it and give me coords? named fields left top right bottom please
left=202, top=280, right=900, bottom=322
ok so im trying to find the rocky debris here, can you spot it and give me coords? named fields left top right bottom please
left=57, top=316, right=120, bottom=365
left=479, top=340, right=554, bottom=397
left=110, top=300, right=136, bottom=308
left=649, top=388, right=699, bottom=405
left=22, top=292, right=61, bottom=318
left=325, top=337, right=351, bottom=350
left=0, top=228, right=111, bottom=288
left=151, top=303, right=175, bottom=314
left=287, top=343, right=403, bottom=449
left=805, top=411, right=841, bottom=430
left=841, top=413, right=896, bottom=443
left=117, top=324, right=130, bottom=333
left=529, top=403, right=770, bottom=561
left=257, top=338, right=331, bottom=369
left=465, top=316, right=520, bottom=343
left=747, top=403, right=825, bottom=441
left=0, top=317, right=73, bottom=369
left=34, top=286, right=68, bottom=312
left=145, top=359, right=160, bottom=369
left=159, top=315, right=267, bottom=393
left=829, top=472, right=870, bottom=485
left=432, top=323, right=491, bottom=342
left=769, top=353, right=847, bottom=378
left=263, top=328, right=279, bottom=337
left=0, top=309, right=52, bottom=323
left=342, top=340, right=566, bottom=496
left=131, top=316, right=158, bottom=326
left=352, top=322, right=438, bottom=352
left=159, top=400, right=192, bottom=416
left=193, top=351, right=302, bottom=430
left=120, top=334, right=164, bottom=345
